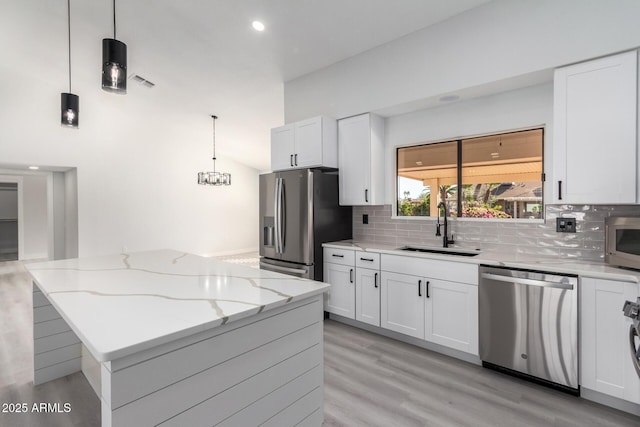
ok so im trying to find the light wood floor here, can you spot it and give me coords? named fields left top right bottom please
left=2, top=260, right=640, bottom=427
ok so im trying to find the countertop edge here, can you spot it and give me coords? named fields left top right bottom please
left=322, top=241, right=640, bottom=283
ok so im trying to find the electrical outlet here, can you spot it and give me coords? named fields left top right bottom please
left=556, top=217, right=576, bottom=233
left=363, top=214, right=369, bottom=224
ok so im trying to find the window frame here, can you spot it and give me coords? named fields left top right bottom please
left=393, top=126, right=545, bottom=223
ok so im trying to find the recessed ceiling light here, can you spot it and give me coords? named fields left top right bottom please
left=252, top=21, right=265, bottom=32
left=28, top=166, right=39, bottom=170
left=439, top=95, right=460, bottom=102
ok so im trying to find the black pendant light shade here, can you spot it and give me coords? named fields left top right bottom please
left=102, top=38, right=127, bottom=93
left=61, top=93, right=79, bottom=128
left=61, top=0, right=78, bottom=128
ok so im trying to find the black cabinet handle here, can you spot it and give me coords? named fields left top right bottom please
left=360, top=257, right=374, bottom=262
left=426, top=281, right=430, bottom=298
left=365, top=189, right=369, bottom=203
left=290, top=154, right=293, bottom=167
left=332, top=254, right=344, bottom=258
left=294, top=153, right=298, bottom=166
left=350, top=269, right=353, bottom=283
left=374, top=272, right=378, bottom=288
left=418, top=279, right=422, bottom=297
left=558, top=181, right=563, bottom=200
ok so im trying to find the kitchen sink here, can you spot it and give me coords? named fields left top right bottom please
left=396, top=246, right=480, bottom=257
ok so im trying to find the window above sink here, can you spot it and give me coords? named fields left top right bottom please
left=396, top=128, right=544, bottom=221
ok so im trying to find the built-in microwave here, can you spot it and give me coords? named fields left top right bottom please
left=605, top=217, right=640, bottom=270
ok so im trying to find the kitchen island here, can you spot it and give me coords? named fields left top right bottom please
left=27, top=249, right=328, bottom=426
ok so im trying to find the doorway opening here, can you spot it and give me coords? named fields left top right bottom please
left=0, top=183, right=19, bottom=261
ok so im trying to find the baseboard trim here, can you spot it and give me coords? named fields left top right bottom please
left=327, top=313, right=481, bottom=366
left=581, top=387, right=640, bottom=417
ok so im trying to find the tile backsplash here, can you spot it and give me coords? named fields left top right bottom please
left=352, top=205, right=640, bottom=262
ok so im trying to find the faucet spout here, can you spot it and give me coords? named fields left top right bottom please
left=436, top=201, right=454, bottom=248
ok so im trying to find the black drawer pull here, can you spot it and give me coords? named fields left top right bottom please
left=332, top=254, right=344, bottom=258
left=426, top=281, right=430, bottom=298
left=350, top=269, right=353, bottom=284
left=360, top=257, right=374, bottom=262
left=418, top=279, right=422, bottom=297
left=374, top=272, right=378, bottom=288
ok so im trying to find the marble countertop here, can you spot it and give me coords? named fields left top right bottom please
left=323, top=240, right=640, bottom=283
left=26, top=249, right=329, bottom=362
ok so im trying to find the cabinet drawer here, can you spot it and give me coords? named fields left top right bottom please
left=355, top=251, right=380, bottom=270
left=324, top=247, right=355, bottom=266
left=381, top=254, right=478, bottom=285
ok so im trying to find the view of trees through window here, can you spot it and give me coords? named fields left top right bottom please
left=397, top=129, right=543, bottom=219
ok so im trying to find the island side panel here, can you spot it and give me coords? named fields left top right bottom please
left=32, top=281, right=82, bottom=385
left=100, top=294, right=325, bottom=427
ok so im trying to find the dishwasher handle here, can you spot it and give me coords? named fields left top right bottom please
left=481, top=272, right=574, bottom=290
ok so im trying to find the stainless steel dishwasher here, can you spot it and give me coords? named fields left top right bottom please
left=479, top=265, right=579, bottom=393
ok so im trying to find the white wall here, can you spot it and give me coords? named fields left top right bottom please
left=22, top=175, right=48, bottom=259
left=285, top=0, right=640, bottom=122
left=0, top=56, right=259, bottom=259
left=64, top=169, right=79, bottom=258
left=384, top=83, right=554, bottom=206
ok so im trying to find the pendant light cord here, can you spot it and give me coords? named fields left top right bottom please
left=211, top=115, right=217, bottom=173
left=113, top=0, right=117, bottom=39
left=67, top=0, right=71, bottom=92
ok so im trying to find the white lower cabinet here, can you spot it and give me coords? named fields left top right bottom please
left=324, top=249, right=479, bottom=356
left=380, top=270, right=479, bottom=355
left=380, top=271, right=425, bottom=339
left=323, top=262, right=355, bottom=319
left=580, top=277, right=640, bottom=404
left=425, top=279, right=478, bottom=354
left=355, top=267, right=380, bottom=327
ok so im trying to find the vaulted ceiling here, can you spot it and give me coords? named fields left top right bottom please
left=2, top=0, right=490, bottom=171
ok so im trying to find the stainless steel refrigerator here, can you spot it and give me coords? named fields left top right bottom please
left=259, top=169, right=352, bottom=281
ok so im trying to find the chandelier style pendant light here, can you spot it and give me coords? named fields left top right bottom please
left=102, top=0, right=127, bottom=93
left=61, top=0, right=79, bottom=128
left=198, top=115, right=231, bottom=186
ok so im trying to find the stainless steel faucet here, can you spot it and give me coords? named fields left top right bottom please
left=435, top=201, right=455, bottom=248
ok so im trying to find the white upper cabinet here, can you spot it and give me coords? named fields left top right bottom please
left=338, top=113, right=385, bottom=205
left=270, top=116, right=337, bottom=171
left=271, top=124, right=295, bottom=171
left=553, top=50, right=638, bottom=204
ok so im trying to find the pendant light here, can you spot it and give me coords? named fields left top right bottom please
left=61, top=0, right=79, bottom=128
left=102, top=0, right=127, bottom=93
left=198, top=115, right=231, bottom=186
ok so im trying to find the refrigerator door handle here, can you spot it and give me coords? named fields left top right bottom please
left=274, top=178, right=282, bottom=253
left=279, top=178, right=286, bottom=253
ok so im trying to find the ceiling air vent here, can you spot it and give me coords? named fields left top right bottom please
left=130, top=74, right=155, bottom=88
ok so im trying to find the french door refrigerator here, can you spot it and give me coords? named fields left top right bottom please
left=259, top=169, right=352, bottom=281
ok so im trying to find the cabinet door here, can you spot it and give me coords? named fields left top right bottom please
left=380, top=271, right=424, bottom=339
left=553, top=50, right=637, bottom=204
left=271, top=124, right=295, bottom=171
left=355, top=267, right=380, bottom=327
left=323, top=262, right=355, bottom=319
left=424, top=279, right=478, bottom=355
left=338, top=114, right=371, bottom=205
left=294, top=117, right=323, bottom=168
left=581, top=277, right=640, bottom=404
